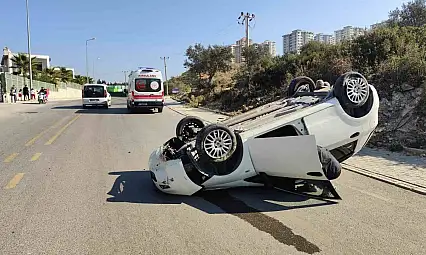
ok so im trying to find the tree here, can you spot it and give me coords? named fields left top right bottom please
left=184, top=43, right=233, bottom=90
left=58, top=67, right=73, bottom=83
left=11, top=53, right=37, bottom=77
left=388, top=0, right=426, bottom=27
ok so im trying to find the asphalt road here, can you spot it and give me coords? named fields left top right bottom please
left=0, top=97, right=425, bottom=255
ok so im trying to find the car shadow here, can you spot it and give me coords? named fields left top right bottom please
left=51, top=105, right=83, bottom=110
left=164, top=101, right=184, bottom=106
left=106, top=170, right=338, bottom=214
left=51, top=105, right=156, bottom=114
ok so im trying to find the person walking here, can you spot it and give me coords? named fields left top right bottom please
left=23, top=85, right=29, bottom=101
left=9, top=86, right=17, bottom=103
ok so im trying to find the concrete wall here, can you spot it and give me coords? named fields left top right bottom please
left=49, top=87, right=81, bottom=100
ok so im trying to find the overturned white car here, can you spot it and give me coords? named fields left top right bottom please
left=149, top=72, right=379, bottom=199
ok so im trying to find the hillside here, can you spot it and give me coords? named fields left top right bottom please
left=169, top=0, right=426, bottom=151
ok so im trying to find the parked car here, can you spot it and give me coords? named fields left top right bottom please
left=149, top=72, right=379, bottom=199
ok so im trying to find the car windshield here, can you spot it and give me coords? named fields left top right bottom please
left=134, top=78, right=161, bottom=92
left=83, top=86, right=104, bottom=98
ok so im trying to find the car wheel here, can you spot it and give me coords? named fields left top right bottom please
left=333, top=72, right=370, bottom=108
left=158, top=107, right=163, bottom=113
left=176, top=116, right=205, bottom=143
left=195, top=124, right=237, bottom=163
left=287, top=76, right=316, bottom=97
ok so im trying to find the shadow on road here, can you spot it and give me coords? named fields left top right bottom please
left=106, top=170, right=337, bottom=214
left=51, top=105, right=157, bottom=114
left=51, top=105, right=82, bottom=110
left=21, top=102, right=40, bottom=105
left=165, top=101, right=183, bottom=106
left=107, top=170, right=332, bottom=253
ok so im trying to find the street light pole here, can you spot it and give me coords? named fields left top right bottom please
left=85, top=37, right=96, bottom=83
left=25, top=0, right=33, bottom=90
left=93, top=57, right=100, bottom=82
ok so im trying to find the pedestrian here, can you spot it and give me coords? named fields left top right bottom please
left=18, top=89, right=22, bottom=101
left=30, top=88, right=36, bottom=100
left=9, top=86, right=16, bottom=103
left=23, top=85, right=29, bottom=101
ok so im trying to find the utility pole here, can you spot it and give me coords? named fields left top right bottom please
left=25, top=0, right=33, bottom=90
left=238, top=12, right=255, bottom=47
left=160, top=57, right=169, bottom=96
left=122, top=70, right=128, bottom=84
left=238, top=12, right=255, bottom=91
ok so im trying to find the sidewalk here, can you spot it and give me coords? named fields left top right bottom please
left=166, top=99, right=426, bottom=195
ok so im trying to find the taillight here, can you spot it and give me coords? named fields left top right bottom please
left=131, top=91, right=135, bottom=97
left=104, top=90, right=107, bottom=97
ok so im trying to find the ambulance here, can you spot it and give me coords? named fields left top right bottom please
left=127, top=67, right=165, bottom=113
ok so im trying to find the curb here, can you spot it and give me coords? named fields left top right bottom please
left=198, top=106, right=235, bottom=117
left=342, top=163, right=426, bottom=196
left=169, top=97, right=234, bottom=117
left=166, top=105, right=216, bottom=125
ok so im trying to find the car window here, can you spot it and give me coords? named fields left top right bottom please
left=83, top=86, right=104, bottom=98
left=134, top=78, right=161, bottom=92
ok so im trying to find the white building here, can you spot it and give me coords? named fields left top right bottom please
left=234, top=37, right=253, bottom=63
left=334, top=26, right=367, bottom=43
left=282, top=29, right=314, bottom=55
left=314, top=33, right=335, bottom=45
left=370, top=21, right=388, bottom=30
left=260, top=40, right=277, bottom=56
left=229, top=44, right=238, bottom=64
left=1, top=47, right=51, bottom=74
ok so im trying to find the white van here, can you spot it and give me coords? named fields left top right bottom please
left=82, top=84, right=112, bottom=109
left=127, top=67, right=164, bottom=113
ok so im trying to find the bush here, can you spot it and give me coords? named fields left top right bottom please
left=187, top=95, right=205, bottom=108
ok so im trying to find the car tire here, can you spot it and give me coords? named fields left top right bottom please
left=287, top=76, right=316, bottom=97
left=195, top=124, right=237, bottom=163
left=158, top=107, right=163, bottom=113
left=333, top=72, right=370, bottom=109
left=176, top=116, right=205, bottom=143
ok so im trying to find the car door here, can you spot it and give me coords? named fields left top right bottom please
left=246, top=135, right=328, bottom=181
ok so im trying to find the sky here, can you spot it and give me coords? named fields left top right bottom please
left=1, top=0, right=408, bottom=82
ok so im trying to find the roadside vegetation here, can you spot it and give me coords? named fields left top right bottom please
left=170, top=0, right=426, bottom=151
left=10, top=53, right=94, bottom=85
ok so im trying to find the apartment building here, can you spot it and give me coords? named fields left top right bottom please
left=334, top=26, right=367, bottom=43
left=282, top=29, right=314, bottom=54
left=370, top=21, right=388, bottom=30
left=314, top=33, right=336, bottom=45
left=261, top=40, right=277, bottom=56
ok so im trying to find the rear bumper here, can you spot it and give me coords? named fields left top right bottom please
left=130, top=101, right=163, bottom=108
left=83, top=98, right=108, bottom=105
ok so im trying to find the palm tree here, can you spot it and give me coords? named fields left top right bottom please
left=11, top=53, right=37, bottom=77
left=73, top=75, right=92, bottom=85
left=58, top=67, right=73, bottom=83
